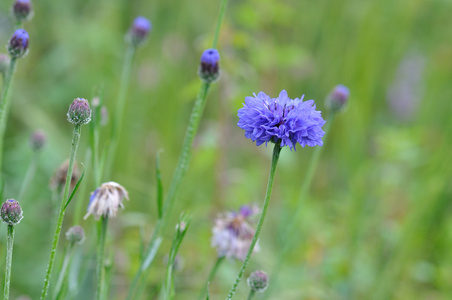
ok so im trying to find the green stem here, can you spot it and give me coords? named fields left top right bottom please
left=53, top=243, right=74, bottom=300
left=96, top=216, right=109, bottom=300
left=0, top=57, right=17, bottom=173
left=18, top=150, right=39, bottom=201
left=212, top=0, right=228, bottom=48
left=197, top=256, right=225, bottom=300
left=226, top=143, right=282, bottom=300
left=247, top=290, right=255, bottom=300
left=41, top=125, right=82, bottom=300
left=264, top=113, right=335, bottom=299
left=105, top=44, right=136, bottom=178
left=3, top=225, right=15, bottom=300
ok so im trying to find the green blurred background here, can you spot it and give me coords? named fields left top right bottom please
left=1, top=0, right=452, bottom=299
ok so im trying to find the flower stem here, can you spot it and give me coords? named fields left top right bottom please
left=41, top=125, right=82, bottom=300
left=0, top=57, right=17, bottom=173
left=18, top=150, right=39, bottom=201
left=53, top=243, right=74, bottom=300
left=246, top=290, right=255, bottom=300
left=105, top=44, right=136, bottom=178
left=197, top=256, right=225, bottom=300
left=3, top=225, right=15, bottom=300
left=264, top=112, right=335, bottom=299
left=96, top=216, right=109, bottom=300
left=212, top=0, right=228, bottom=48
left=226, top=143, right=282, bottom=300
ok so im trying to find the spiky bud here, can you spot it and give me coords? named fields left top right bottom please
left=65, top=226, right=85, bottom=244
left=30, top=130, right=46, bottom=151
left=67, top=98, right=91, bottom=125
left=247, top=271, right=269, bottom=293
left=0, top=54, right=10, bottom=77
left=12, top=0, right=33, bottom=22
left=198, top=48, right=220, bottom=83
left=127, top=16, right=152, bottom=46
left=325, top=84, right=350, bottom=113
left=0, top=199, right=23, bottom=226
left=7, top=29, right=29, bottom=58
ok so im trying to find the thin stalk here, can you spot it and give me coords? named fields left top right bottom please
left=18, top=150, right=39, bottom=201
left=53, top=243, right=74, bottom=300
left=265, top=112, right=335, bottom=299
left=226, top=143, right=282, bottom=300
left=41, top=125, right=82, bottom=300
left=127, top=2, right=228, bottom=297
left=3, top=225, right=15, bottom=300
left=247, top=290, right=255, bottom=300
left=105, top=44, right=135, bottom=178
left=0, top=57, right=17, bottom=172
left=197, top=256, right=225, bottom=300
left=96, top=216, right=109, bottom=300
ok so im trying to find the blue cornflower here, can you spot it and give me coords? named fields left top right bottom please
left=237, top=90, right=326, bottom=150
left=198, top=48, right=220, bottom=83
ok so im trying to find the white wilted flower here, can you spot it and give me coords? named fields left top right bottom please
left=84, top=182, right=129, bottom=220
left=211, top=205, right=260, bottom=261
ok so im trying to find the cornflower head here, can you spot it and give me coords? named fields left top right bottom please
left=237, top=90, right=326, bottom=150
left=211, top=205, right=260, bottom=261
left=247, top=270, right=269, bottom=293
left=30, top=129, right=46, bottom=151
left=198, top=48, right=220, bottom=83
left=65, top=225, right=85, bottom=244
left=7, top=29, right=29, bottom=58
left=84, top=182, right=129, bottom=220
left=127, top=16, right=152, bottom=46
left=1, top=199, right=23, bottom=226
left=325, top=84, right=350, bottom=113
left=12, top=0, right=33, bottom=22
left=67, top=98, right=91, bottom=126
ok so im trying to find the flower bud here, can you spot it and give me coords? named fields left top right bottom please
left=0, top=54, right=10, bottom=77
left=0, top=199, right=23, bottom=226
left=127, top=16, right=152, bottom=46
left=30, top=130, right=46, bottom=151
left=325, top=84, right=350, bottom=113
left=12, top=0, right=33, bottom=22
left=198, top=48, right=220, bottom=83
left=67, top=98, right=91, bottom=125
left=247, top=270, right=269, bottom=293
left=65, top=226, right=85, bottom=244
left=7, top=29, right=29, bottom=58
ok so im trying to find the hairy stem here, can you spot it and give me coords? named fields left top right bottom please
left=197, top=256, right=225, bottom=300
left=4, top=225, right=15, bottom=300
left=96, top=216, right=109, bottom=300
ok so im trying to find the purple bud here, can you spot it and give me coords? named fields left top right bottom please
left=67, top=98, right=91, bottom=125
left=12, top=0, right=33, bottom=22
left=198, top=48, right=220, bottom=83
left=0, top=54, right=10, bottom=76
left=247, top=270, right=269, bottom=293
left=7, top=29, right=29, bottom=58
left=65, top=225, right=86, bottom=244
left=128, top=16, right=152, bottom=46
left=1, top=199, right=23, bottom=226
left=325, top=84, right=350, bottom=113
left=30, top=130, right=46, bottom=151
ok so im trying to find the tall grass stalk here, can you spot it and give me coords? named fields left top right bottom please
left=18, top=150, right=39, bottom=201
left=3, top=225, right=15, bottom=300
left=40, top=125, right=82, bottom=300
left=197, top=256, right=225, bottom=300
left=53, top=243, right=74, bottom=300
left=226, top=143, right=282, bottom=300
left=96, top=216, right=109, bottom=300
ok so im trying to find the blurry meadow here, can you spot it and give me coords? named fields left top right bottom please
left=1, top=0, right=452, bottom=299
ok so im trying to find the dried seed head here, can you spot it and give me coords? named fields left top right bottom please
left=50, top=159, right=80, bottom=191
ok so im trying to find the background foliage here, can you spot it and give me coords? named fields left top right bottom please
left=1, top=0, right=452, bottom=299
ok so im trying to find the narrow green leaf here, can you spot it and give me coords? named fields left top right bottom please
left=156, top=150, right=164, bottom=219
left=64, top=165, right=85, bottom=210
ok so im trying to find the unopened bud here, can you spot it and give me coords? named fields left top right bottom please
left=198, top=48, right=220, bottom=83
left=67, top=98, right=91, bottom=125
left=65, top=226, right=85, bottom=244
left=30, top=130, right=46, bottom=151
left=325, top=84, right=350, bottom=113
left=12, top=0, right=33, bottom=22
left=127, top=16, right=152, bottom=46
left=0, top=199, right=23, bottom=226
left=247, top=270, right=268, bottom=293
left=7, top=29, right=29, bottom=58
